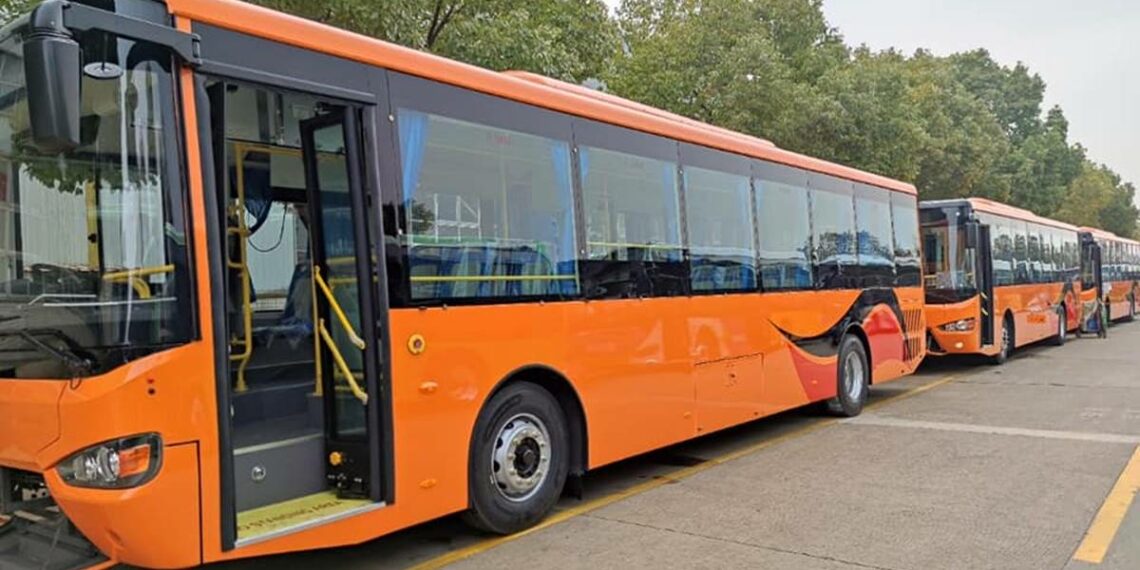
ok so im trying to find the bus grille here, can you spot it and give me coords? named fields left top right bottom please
left=902, top=308, right=925, bottom=362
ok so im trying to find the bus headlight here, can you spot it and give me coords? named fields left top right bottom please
left=57, top=434, right=162, bottom=489
left=940, top=318, right=976, bottom=332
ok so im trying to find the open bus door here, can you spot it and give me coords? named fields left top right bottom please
left=1080, top=236, right=1104, bottom=334
left=208, top=81, right=386, bottom=548
left=970, top=222, right=996, bottom=347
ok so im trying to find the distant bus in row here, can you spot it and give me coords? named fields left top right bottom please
left=921, top=198, right=1137, bottom=363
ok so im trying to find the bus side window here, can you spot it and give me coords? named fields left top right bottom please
left=890, top=193, right=921, bottom=287
left=683, top=162, right=756, bottom=293
left=755, top=162, right=812, bottom=291
left=853, top=184, right=895, bottom=288
left=809, top=174, right=856, bottom=290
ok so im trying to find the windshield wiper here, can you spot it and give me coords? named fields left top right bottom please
left=0, top=328, right=95, bottom=378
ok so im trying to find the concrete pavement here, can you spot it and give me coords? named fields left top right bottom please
left=209, top=320, right=1140, bottom=570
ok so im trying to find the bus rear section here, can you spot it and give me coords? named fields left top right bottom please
left=921, top=199, right=1081, bottom=363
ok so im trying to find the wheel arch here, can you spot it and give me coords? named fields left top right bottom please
left=479, top=364, right=589, bottom=478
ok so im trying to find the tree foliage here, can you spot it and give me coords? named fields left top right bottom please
left=0, top=0, right=1134, bottom=236
left=248, top=0, right=618, bottom=83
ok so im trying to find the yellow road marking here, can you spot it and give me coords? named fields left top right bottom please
left=1073, top=445, right=1140, bottom=564
left=408, top=374, right=958, bottom=570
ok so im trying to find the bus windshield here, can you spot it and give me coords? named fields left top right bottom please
left=0, top=26, right=190, bottom=378
left=921, top=205, right=977, bottom=302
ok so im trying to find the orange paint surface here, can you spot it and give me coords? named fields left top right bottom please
left=0, top=3, right=929, bottom=568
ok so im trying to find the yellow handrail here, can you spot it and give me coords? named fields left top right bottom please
left=314, top=266, right=366, bottom=350
left=228, top=147, right=254, bottom=393
left=410, top=274, right=575, bottom=283
left=318, top=318, right=368, bottom=405
left=103, top=264, right=176, bottom=300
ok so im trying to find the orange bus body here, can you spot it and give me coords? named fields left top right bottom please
left=923, top=198, right=1081, bottom=358
left=0, top=1, right=925, bottom=567
left=1080, top=227, right=1140, bottom=321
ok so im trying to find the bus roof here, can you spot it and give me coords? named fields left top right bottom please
left=922, top=198, right=1080, bottom=232
left=165, top=0, right=918, bottom=196
left=1080, top=226, right=1140, bottom=245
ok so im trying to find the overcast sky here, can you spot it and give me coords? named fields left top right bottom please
left=823, top=0, right=1138, bottom=191
left=603, top=0, right=1138, bottom=190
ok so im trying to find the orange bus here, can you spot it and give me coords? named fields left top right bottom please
left=1079, top=227, right=1139, bottom=323
left=0, top=1, right=925, bottom=567
left=921, top=198, right=1083, bottom=363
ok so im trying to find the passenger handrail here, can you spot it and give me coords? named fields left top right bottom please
left=314, top=266, right=366, bottom=350
left=317, top=318, right=368, bottom=405
left=102, top=264, right=175, bottom=299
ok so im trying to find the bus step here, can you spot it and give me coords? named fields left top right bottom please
left=234, top=431, right=327, bottom=512
left=0, top=508, right=105, bottom=570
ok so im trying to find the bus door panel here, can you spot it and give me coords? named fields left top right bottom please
left=1080, top=239, right=1103, bottom=333
left=300, top=108, right=385, bottom=503
left=208, top=77, right=386, bottom=546
left=974, top=224, right=995, bottom=347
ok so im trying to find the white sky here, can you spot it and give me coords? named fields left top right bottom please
left=602, top=0, right=1138, bottom=192
left=823, top=0, right=1139, bottom=193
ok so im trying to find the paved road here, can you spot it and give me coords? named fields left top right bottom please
left=213, top=321, right=1140, bottom=570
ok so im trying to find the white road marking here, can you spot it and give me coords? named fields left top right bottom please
left=845, top=414, right=1140, bottom=444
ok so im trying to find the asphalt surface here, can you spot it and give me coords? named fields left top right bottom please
left=207, top=321, right=1140, bottom=570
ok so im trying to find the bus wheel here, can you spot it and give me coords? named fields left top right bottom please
left=1050, top=307, right=1067, bottom=346
left=464, top=382, right=569, bottom=535
left=826, top=335, right=869, bottom=417
left=991, top=315, right=1013, bottom=365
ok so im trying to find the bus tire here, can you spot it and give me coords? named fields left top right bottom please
left=990, top=314, right=1014, bottom=365
left=1050, top=306, right=1067, bottom=346
left=825, top=335, right=869, bottom=417
left=463, top=382, right=569, bottom=535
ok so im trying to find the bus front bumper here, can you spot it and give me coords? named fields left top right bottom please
left=0, top=352, right=208, bottom=569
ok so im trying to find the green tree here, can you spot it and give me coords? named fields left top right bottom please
left=1057, top=162, right=1117, bottom=227
left=251, top=0, right=618, bottom=83
left=947, top=49, right=1046, bottom=144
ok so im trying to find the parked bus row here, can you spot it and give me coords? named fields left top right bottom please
left=0, top=2, right=1133, bottom=569
left=921, top=198, right=1137, bottom=364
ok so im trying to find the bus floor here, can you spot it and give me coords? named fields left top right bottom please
left=195, top=321, right=1140, bottom=570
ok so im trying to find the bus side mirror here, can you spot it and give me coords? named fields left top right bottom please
left=964, top=221, right=980, bottom=249
left=24, top=1, right=82, bottom=153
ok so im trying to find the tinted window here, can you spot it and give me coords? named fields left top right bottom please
left=984, top=214, right=1015, bottom=286
left=581, top=145, right=681, bottom=260
left=890, top=193, right=921, bottom=286
left=810, top=176, right=855, bottom=289
left=1040, top=229, right=1056, bottom=282
left=1014, top=224, right=1029, bottom=284
left=397, top=109, right=578, bottom=301
left=1027, top=227, right=1043, bottom=283
left=578, top=141, right=686, bottom=298
left=756, top=170, right=812, bottom=290
left=854, top=184, right=895, bottom=286
left=684, top=166, right=756, bottom=292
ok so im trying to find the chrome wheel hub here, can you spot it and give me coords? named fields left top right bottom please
left=843, top=351, right=865, bottom=401
left=490, top=413, right=551, bottom=502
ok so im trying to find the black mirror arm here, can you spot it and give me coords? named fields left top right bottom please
left=38, top=0, right=202, bottom=66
